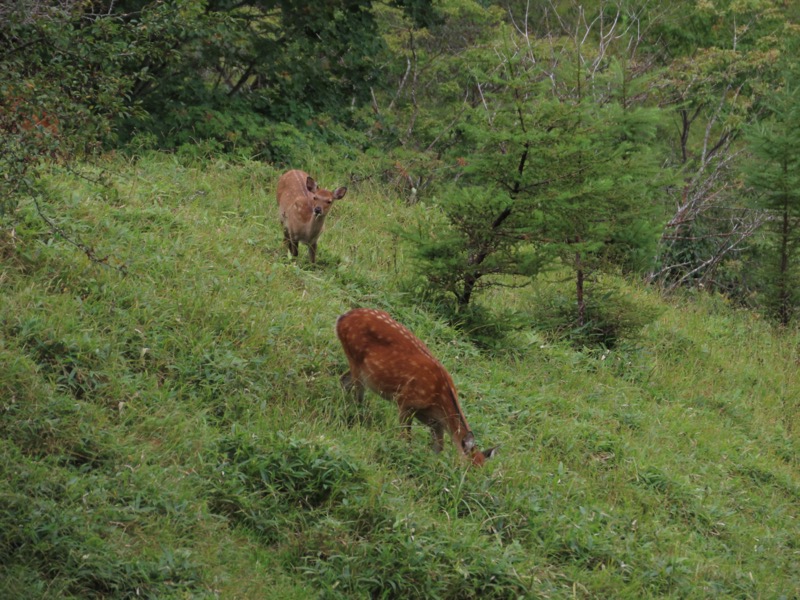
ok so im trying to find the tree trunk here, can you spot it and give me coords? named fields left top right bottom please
left=459, top=273, right=477, bottom=307
left=779, top=197, right=790, bottom=326
left=575, top=250, right=585, bottom=327
left=456, top=142, right=529, bottom=307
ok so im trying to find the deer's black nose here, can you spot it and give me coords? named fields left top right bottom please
left=313, top=206, right=323, bottom=215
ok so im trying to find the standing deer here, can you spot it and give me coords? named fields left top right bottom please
left=335, top=308, right=496, bottom=466
left=276, top=169, right=347, bottom=263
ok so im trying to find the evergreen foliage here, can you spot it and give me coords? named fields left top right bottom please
left=406, top=16, right=667, bottom=326
left=744, top=75, right=800, bottom=324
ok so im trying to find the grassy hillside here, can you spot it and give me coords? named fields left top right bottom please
left=1, top=152, right=798, bottom=599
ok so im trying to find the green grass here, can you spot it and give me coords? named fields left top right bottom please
left=1, top=152, right=799, bottom=598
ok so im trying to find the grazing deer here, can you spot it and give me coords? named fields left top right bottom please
left=276, top=169, right=347, bottom=263
left=335, top=308, right=496, bottom=466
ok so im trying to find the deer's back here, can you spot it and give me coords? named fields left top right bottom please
left=276, top=170, right=320, bottom=240
left=336, top=308, right=453, bottom=404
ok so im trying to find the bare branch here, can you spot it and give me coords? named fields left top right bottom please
left=31, top=193, right=128, bottom=276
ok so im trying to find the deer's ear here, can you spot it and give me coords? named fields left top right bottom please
left=333, top=186, right=347, bottom=200
left=482, top=446, right=498, bottom=460
left=306, top=176, right=318, bottom=192
left=462, top=432, right=476, bottom=453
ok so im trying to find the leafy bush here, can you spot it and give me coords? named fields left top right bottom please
left=0, top=0, right=143, bottom=217
left=124, top=97, right=280, bottom=161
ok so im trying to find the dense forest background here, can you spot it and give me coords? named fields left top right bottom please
left=2, top=2, right=800, bottom=598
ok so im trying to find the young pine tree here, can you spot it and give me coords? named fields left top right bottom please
left=408, top=92, right=664, bottom=323
left=744, top=81, right=800, bottom=325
